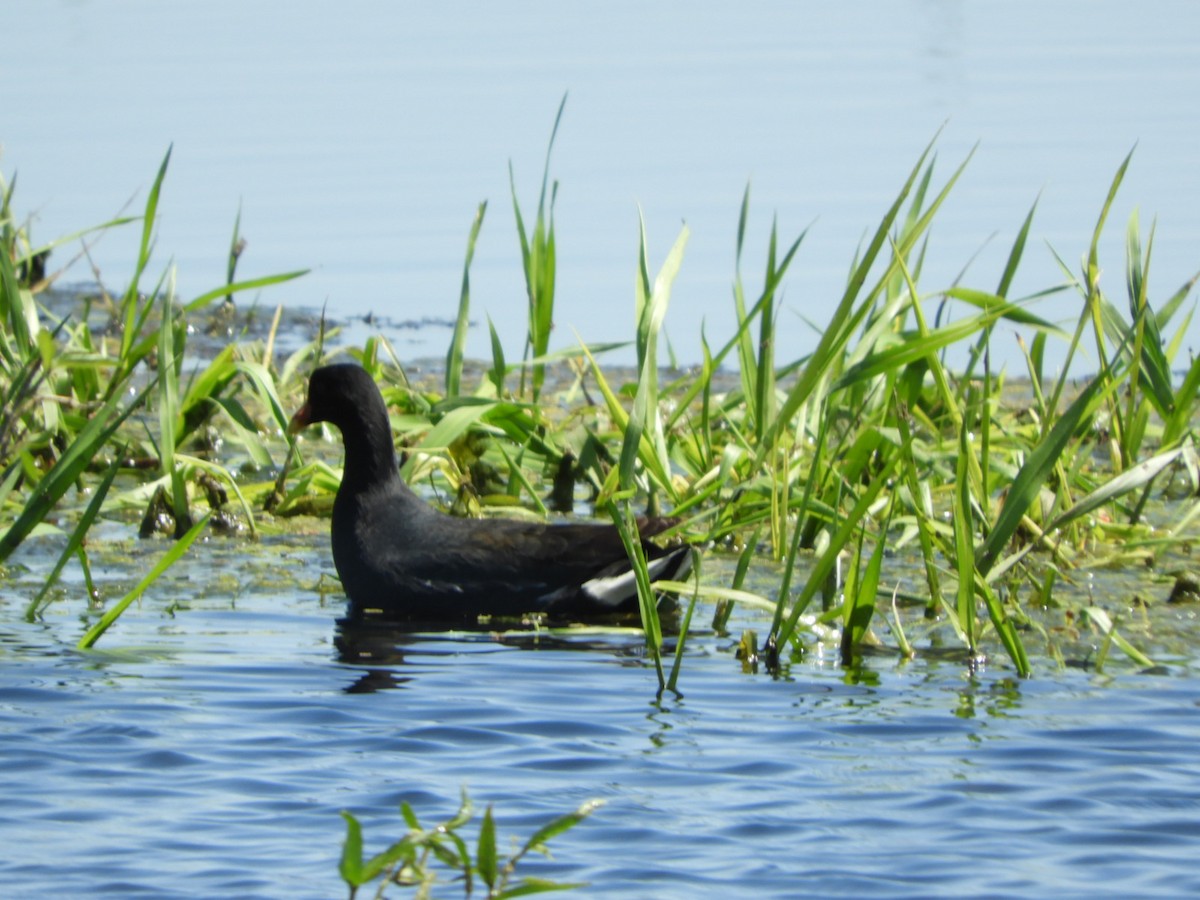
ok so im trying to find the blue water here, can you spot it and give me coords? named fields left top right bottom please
left=3, top=1, right=1199, bottom=371
left=3, top=531, right=1200, bottom=898
left=5, top=3, right=1200, bottom=896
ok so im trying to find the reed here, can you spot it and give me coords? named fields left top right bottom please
left=0, top=148, right=304, bottom=636
left=445, top=201, right=487, bottom=398
left=2, top=125, right=1196, bottom=676
left=511, top=94, right=566, bottom=403
left=597, top=215, right=690, bottom=691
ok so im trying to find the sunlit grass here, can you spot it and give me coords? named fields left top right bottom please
left=338, top=788, right=600, bottom=899
left=2, top=118, right=1198, bottom=681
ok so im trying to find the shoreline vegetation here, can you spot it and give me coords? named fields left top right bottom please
left=4, top=118, right=1200, bottom=689
left=7, top=106, right=1200, bottom=896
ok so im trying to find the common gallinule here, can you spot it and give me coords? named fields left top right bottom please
left=288, top=364, right=692, bottom=624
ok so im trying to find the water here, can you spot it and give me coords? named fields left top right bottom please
left=5, top=3, right=1200, bottom=896
left=3, top=530, right=1200, bottom=897
left=3, top=1, right=1199, bottom=372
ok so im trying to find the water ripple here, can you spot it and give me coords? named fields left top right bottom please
left=2, top=586, right=1200, bottom=898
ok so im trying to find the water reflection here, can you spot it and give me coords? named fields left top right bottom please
left=332, top=614, right=665, bottom=694
left=3, top=590, right=1200, bottom=897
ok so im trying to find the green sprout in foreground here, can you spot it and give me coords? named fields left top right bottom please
left=339, top=789, right=601, bottom=899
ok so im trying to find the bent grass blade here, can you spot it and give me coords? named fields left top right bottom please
left=77, top=513, right=212, bottom=649
left=25, top=457, right=122, bottom=621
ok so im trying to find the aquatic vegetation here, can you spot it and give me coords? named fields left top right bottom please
left=338, top=789, right=600, bottom=899
left=0, top=147, right=306, bottom=627
left=2, top=117, right=1198, bottom=683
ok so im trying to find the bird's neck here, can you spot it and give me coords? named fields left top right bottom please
left=338, top=410, right=402, bottom=493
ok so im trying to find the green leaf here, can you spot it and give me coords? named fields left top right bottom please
left=841, top=494, right=892, bottom=659
left=76, top=513, right=211, bottom=649
left=477, top=805, right=498, bottom=890
left=521, top=800, right=604, bottom=855
left=1045, top=448, right=1181, bottom=534
left=400, top=801, right=421, bottom=830
left=182, top=269, right=310, bottom=313
left=606, top=501, right=663, bottom=687
left=120, top=146, right=172, bottom=359
left=832, top=301, right=1020, bottom=392
left=487, top=315, right=508, bottom=396
left=953, top=425, right=977, bottom=652
left=761, top=131, right=969, bottom=459
left=980, top=579, right=1030, bottom=677
left=446, top=201, right=487, bottom=397
left=338, top=811, right=365, bottom=887
left=495, top=878, right=589, bottom=898
left=1084, top=607, right=1154, bottom=667
left=618, top=218, right=688, bottom=498
left=975, top=368, right=1116, bottom=576
left=774, top=450, right=899, bottom=647
left=25, top=456, right=121, bottom=620
left=0, top=382, right=155, bottom=564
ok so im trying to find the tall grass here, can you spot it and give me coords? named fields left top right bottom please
left=595, top=215, right=689, bottom=691
left=0, top=148, right=305, bottom=639
left=3, top=128, right=1196, bottom=676
left=511, top=93, right=566, bottom=403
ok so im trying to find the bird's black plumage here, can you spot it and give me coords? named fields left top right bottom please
left=289, top=364, right=691, bottom=624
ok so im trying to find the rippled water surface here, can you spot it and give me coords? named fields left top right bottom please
left=5, top=3, right=1200, bottom=895
left=3, top=531, right=1200, bottom=898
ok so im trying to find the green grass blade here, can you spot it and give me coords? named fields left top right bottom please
left=16, top=216, right=140, bottom=271
left=0, top=382, right=155, bottom=564
left=953, top=424, right=977, bottom=653
left=618, top=218, right=688, bottom=497
left=519, top=799, right=603, bottom=856
left=487, top=315, right=508, bottom=396
left=761, top=133, right=958, bottom=459
left=1044, top=447, right=1181, bottom=535
left=831, top=301, right=1020, bottom=392
left=997, top=196, right=1038, bottom=298
left=399, top=401, right=501, bottom=480
left=24, top=456, right=121, bottom=620
left=158, top=273, right=191, bottom=533
left=182, top=268, right=310, bottom=313
left=980, top=579, right=1031, bottom=676
left=1084, top=607, right=1154, bottom=667
left=841, top=494, right=893, bottom=663
left=225, top=201, right=243, bottom=293
left=446, top=201, right=487, bottom=397
left=975, top=368, right=1117, bottom=576
left=337, top=812, right=366, bottom=887
left=511, top=95, right=566, bottom=401
left=1082, top=147, right=1135, bottom=375
left=121, top=146, right=172, bottom=359
left=76, top=512, right=211, bottom=649
left=477, top=805, right=498, bottom=890
left=666, top=563, right=699, bottom=694
left=0, top=228, right=39, bottom=355
left=605, top=501, right=664, bottom=689
left=235, top=360, right=291, bottom=433
left=1163, top=349, right=1200, bottom=446
left=774, top=450, right=899, bottom=647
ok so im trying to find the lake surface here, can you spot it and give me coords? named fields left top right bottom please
left=5, top=4, right=1200, bottom=897
left=3, top=1, right=1199, bottom=372
left=3, top=529, right=1200, bottom=899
